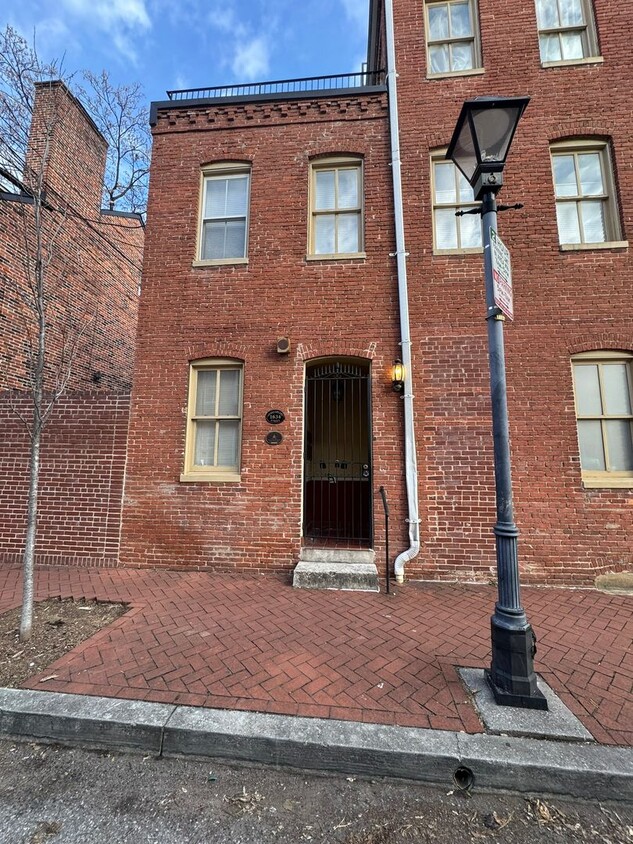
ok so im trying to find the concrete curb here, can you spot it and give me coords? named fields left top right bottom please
left=1, top=688, right=631, bottom=801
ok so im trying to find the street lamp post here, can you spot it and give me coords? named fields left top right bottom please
left=447, top=96, right=547, bottom=710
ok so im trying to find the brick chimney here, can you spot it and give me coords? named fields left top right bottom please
left=25, top=80, right=107, bottom=217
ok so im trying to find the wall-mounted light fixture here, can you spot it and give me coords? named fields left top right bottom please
left=276, top=337, right=290, bottom=355
left=391, top=359, right=404, bottom=393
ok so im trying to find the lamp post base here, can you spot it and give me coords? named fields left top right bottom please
left=486, top=621, right=548, bottom=710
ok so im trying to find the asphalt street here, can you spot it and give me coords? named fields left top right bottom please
left=0, top=739, right=631, bottom=844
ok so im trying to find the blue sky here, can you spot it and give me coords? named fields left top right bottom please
left=4, top=0, right=370, bottom=102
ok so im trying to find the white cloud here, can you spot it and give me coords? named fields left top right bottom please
left=231, top=35, right=269, bottom=80
left=340, top=0, right=369, bottom=32
left=62, top=0, right=151, bottom=30
left=58, top=0, right=151, bottom=62
left=208, top=6, right=240, bottom=34
left=205, top=2, right=272, bottom=82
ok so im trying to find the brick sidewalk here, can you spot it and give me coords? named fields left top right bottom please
left=0, top=564, right=631, bottom=745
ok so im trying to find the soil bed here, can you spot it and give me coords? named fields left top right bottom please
left=0, top=598, right=127, bottom=688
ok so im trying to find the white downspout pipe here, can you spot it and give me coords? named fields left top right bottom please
left=384, top=0, right=420, bottom=583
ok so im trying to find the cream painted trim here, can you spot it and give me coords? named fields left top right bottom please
left=201, top=162, right=251, bottom=174
left=192, top=258, right=250, bottom=267
left=430, top=150, right=482, bottom=254
left=307, top=157, right=364, bottom=257
left=574, top=351, right=633, bottom=362
left=427, top=67, right=485, bottom=79
left=196, top=164, right=251, bottom=263
left=542, top=56, right=603, bottom=68
left=550, top=141, right=622, bottom=245
left=434, top=247, right=483, bottom=255
left=180, top=472, right=242, bottom=483
left=182, top=359, right=243, bottom=483
left=423, top=0, right=482, bottom=77
left=535, top=0, right=600, bottom=61
left=571, top=353, right=633, bottom=481
left=305, top=252, right=367, bottom=262
left=560, top=241, right=628, bottom=252
left=582, top=476, right=633, bottom=489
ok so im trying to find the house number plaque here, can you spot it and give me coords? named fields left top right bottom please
left=265, top=410, right=285, bottom=425
left=265, top=431, right=283, bottom=445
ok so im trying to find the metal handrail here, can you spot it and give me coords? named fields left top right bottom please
left=167, top=70, right=386, bottom=102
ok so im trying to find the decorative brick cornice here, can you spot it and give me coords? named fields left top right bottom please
left=154, top=94, right=388, bottom=135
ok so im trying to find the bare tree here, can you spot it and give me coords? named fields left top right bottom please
left=77, top=70, right=151, bottom=215
left=0, top=26, right=146, bottom=640
left=0, top=28, right=70, bottom=641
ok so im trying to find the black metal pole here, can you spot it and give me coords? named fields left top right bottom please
left=481, top=191, right=547, bottom=710
left=379, top=486, right=390, bottom=594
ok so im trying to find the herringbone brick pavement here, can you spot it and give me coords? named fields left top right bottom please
left=1, top=564, right=630, bottom=744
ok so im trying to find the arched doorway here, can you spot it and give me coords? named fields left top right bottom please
left=303, top=358, right=372, bottom=546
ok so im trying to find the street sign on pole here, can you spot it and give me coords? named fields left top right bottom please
left=490, top=228, right=513, bottom=321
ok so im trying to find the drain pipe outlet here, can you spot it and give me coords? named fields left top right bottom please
left=384, top=0, right=421, bottom=584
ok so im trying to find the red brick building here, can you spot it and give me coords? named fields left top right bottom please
left=121, top=0, right=632, bottom=585
left=0, top=82, right=144, bottom=568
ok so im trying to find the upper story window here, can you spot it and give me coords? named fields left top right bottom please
left=181, top=359, right=243, bottom=482
left=198, top=164, right=250, bottom=264
left=572, top=352, right=633, bottom=487
left=425, top=0, right=482, bottom=76
left=432, top=154, right=482, bottom=252
left=309, top=158, right=364, bottom=258
left=535, top=0, right=599, bottom=63
left=550, top=141, right=622, bottom=247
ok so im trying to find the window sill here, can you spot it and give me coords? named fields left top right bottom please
left=192, top=258, right=249, bottom=268
left=433, top=247, right=483, bottom=256
left=305, top=252, right=367, bottom=262
left=426, top=67, right=485, bottom=80
left=541, top=56, right=603, bottom=68
left=582, top=476, right=633, bottom=489
left=180, top=472, right=241, bottom=483
left=560, top=241, right=628, bottom=252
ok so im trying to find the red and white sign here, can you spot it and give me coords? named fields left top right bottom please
left=490, top=228, right=514, bottom=321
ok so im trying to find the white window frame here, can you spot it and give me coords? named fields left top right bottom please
left=307, top=157, right=365, bottom=260
left=431, top=151, right=482, bottom=254
left=424, top=0, right=483, bottom=78
left=181, top=359, right=243, bottom=482
left=535, top=0, right=600, bottom=65
left=195, top=163, right=251, bottom=266
left=571, top=351, right=633, bottom=488
left=550, top=140, right=625, bottom=250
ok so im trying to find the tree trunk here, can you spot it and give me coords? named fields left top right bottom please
left=19, top=419, right=42, bottom=642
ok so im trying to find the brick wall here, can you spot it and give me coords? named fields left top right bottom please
left=393, top=0, right=633, bottom=583
left=0, top=81, right=143, bottom=571
left=0, top=392, right=130, bottom=568
left=120, top=92, right=410, bottom=572
left=122, top=0, right=632, bottom=585
left=0, top=81, right=143, bottom=393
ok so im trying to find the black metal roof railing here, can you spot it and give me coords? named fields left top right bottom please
left=166, top=70, right=385, bottom=102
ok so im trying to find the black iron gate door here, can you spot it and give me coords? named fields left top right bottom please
left=303, top=359, right=372, bottom=544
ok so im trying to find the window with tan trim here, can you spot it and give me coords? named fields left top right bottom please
left=431, top=152, right=482, bottom=252
left=181, top=360, right=243, bottom=482
left=308, top=158, right=363, bottom=258
left=550, top=141, right=622, bottom=246
left=197, top=163, right=250, bottom=263
left=535, top=0, right=599, bottom=63
left=572, top=351, right=633, bottom=488
left=424, top=0, right=482, bottom=76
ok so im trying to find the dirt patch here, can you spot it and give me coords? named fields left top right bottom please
left=0, top=598, right=127, bottom=688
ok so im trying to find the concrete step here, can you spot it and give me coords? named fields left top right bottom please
left=299, top=548, right=375, bottom=565
left=293, top=561, right=379, bottom=592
